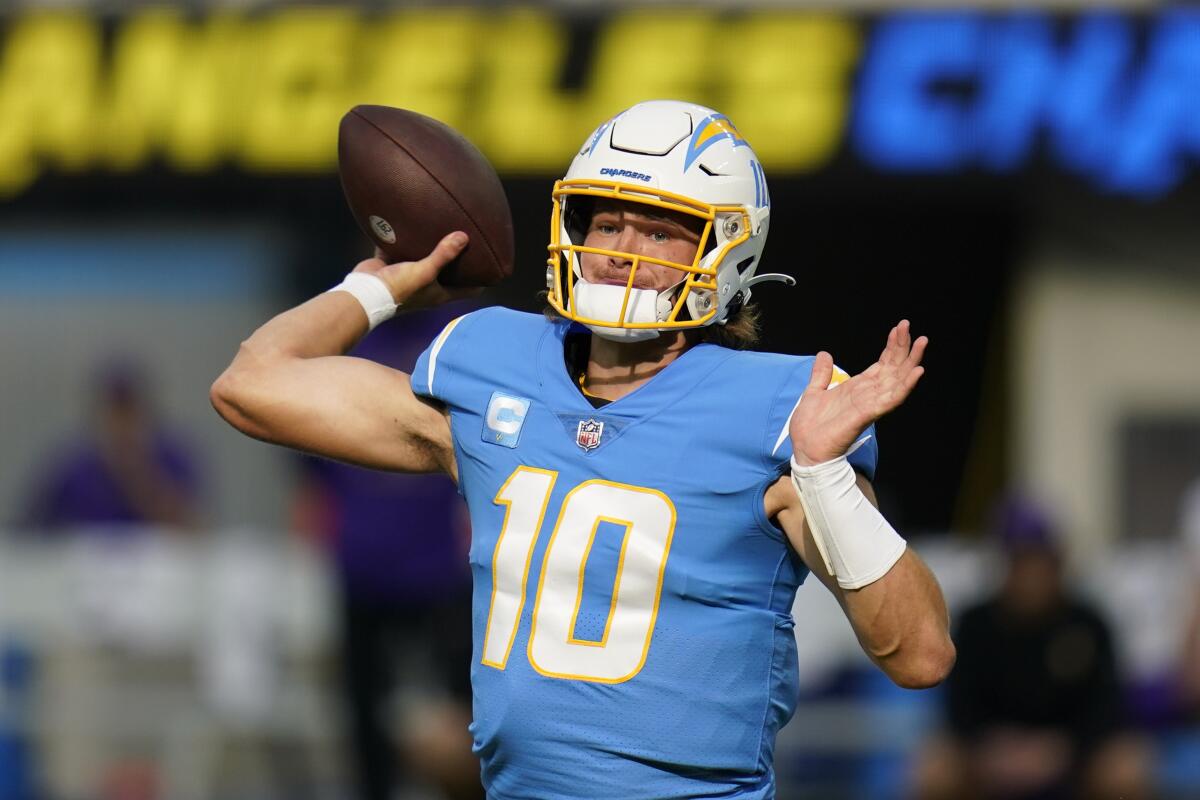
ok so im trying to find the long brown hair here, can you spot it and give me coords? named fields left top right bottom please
left=700, top=303, right=761, bottom=349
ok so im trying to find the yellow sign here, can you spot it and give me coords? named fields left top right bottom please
left=0, top=8, right=859, bottom=196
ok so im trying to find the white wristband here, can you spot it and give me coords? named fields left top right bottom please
left=789, top=454, right=906, bottom=590
left=328, top=272, right=398, bottom=331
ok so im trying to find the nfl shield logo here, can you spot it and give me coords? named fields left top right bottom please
left=576, top=419, right=604, bottom=451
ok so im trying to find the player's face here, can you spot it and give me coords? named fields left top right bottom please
left=580, top=200, right=706, bottom=293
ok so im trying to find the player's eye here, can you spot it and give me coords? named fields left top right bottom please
left=597, top=223, right=618, bottom=236
left=650, top=230, right=670, bottom=244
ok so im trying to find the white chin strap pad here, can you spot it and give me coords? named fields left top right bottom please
left=572, top=279, right=669, bottom=342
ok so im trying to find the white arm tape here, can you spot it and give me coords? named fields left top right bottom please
left=790, top=454, right=906, bottom=590
left=328, top=272, right=398, bottom=331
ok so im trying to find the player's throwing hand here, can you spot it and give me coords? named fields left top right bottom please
left=351, top=232, right=481, bottom=311
left=789, top=320, right=928, bottom=466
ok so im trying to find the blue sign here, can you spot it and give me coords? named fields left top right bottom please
left=853, top=10, right=1200, bottom=196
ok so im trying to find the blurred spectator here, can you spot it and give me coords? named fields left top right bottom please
left=913, top=495, right=1152, bottom=800
left=19, top=356, right=201, bottom=533
left=12, top=357, right=205, bottom=799
left=291, top=310, right=479, bottom=800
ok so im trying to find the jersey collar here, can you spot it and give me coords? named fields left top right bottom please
left=536, top=319, right=731, bottom=420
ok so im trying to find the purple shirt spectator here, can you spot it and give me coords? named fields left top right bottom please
left=20, top=358, right=201, bottom=534
left=24, top=434, right=198, bottom=531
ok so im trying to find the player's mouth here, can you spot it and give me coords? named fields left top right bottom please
left=595, top=274, right=657, bottom=290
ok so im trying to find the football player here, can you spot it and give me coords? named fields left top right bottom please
left=212, top=100, right=955, bottom=799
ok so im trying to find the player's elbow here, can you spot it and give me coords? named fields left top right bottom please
left=210, top=344, right=270, bottom=436
left=885, top=635, right=956, bottom=690
left=210, top=366, right=248, bottom=430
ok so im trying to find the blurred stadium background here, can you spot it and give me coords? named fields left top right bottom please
left=1, top=0, right=1199, bottom=798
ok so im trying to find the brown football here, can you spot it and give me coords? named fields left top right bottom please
left=337, top=105, right=514, bottom=287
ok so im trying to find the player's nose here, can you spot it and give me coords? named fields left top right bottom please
left=607, top=226, right=640, bottom=266
left=606, top=253, right=634, bottom=271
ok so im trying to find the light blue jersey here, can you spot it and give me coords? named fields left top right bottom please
left=412, top=308, right=877, bottom=800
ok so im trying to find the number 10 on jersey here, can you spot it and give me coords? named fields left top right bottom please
left=481, top=466, right=677, bottom=683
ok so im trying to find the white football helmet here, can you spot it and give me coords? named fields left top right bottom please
left=546, top=99, right=794, bottom=341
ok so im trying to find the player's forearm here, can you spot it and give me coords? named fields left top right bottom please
left=839, top=549, right=955, bottom=689
left=236, top=291, right=371, bottom=364
left=781, top=460, right=954, bottom=688
left=211, top=292, right=368, bottom=436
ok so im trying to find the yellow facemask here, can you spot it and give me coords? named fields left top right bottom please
left=546, top=179, right=752, bottom=332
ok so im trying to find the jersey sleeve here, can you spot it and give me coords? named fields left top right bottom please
left=762, top=357, right=879, bottom=482
left=411, top=312, right=474, bottom=405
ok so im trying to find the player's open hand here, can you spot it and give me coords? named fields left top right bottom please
left=789, top=320, right=927, bottom=466
left=351, top=232, right=482, bottom=310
